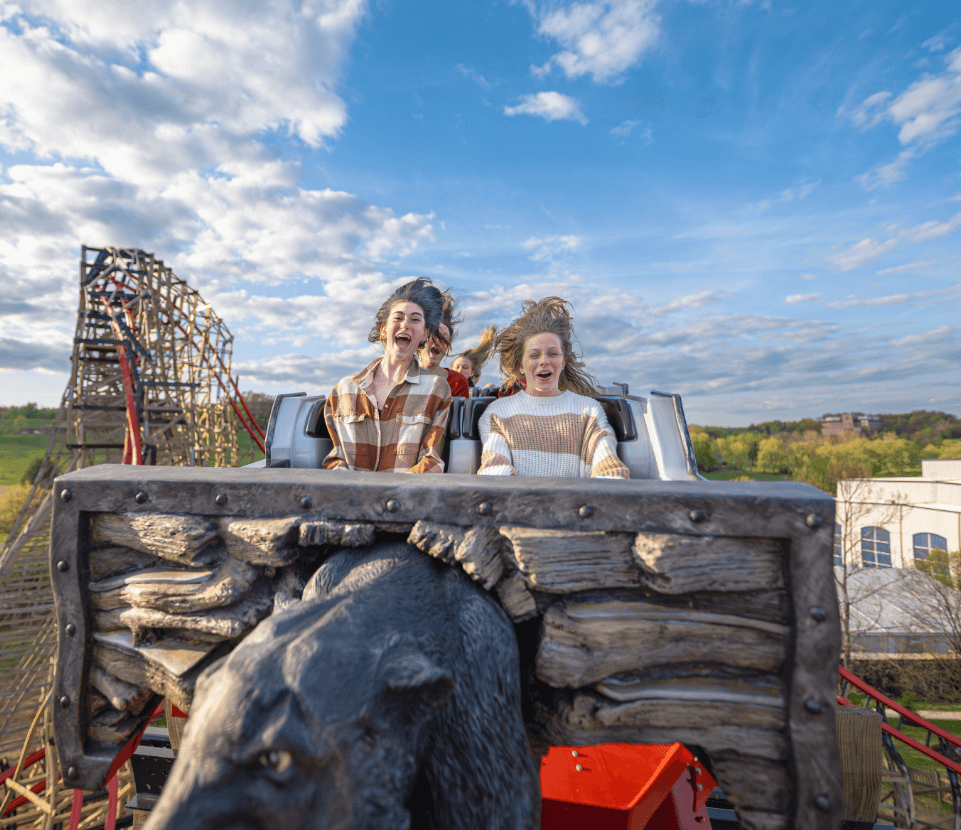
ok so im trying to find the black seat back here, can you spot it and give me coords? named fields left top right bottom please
left=594, top=396, right=637, bottom=442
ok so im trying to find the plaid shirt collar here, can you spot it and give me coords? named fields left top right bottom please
left=356, top=356, right=424, bottom=390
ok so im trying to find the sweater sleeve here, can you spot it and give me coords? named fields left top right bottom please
left=477, top=404, right=516, bottom=476
left=585, top=402, right=630, bottom=479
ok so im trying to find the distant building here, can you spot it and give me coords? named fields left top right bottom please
left=835, top=459, right=961, bottom=657
left=821, top=412, right=883, bottom=436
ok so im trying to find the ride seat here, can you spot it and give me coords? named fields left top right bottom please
left=460, top=396, right=637, bottom=442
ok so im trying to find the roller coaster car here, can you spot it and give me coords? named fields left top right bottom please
left=49, top=383, right=844, bottom=830
left=257, top=384, right=703, bottom=480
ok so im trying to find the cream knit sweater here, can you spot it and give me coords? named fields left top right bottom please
left=477, top=391, right=630, bottom=478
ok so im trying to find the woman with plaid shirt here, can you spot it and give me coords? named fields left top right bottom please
left=322, top=279, right=453, bottom=474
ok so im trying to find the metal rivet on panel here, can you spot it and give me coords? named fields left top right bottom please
left=299, top=496, right=312, bottom=509
left=60, top=489, right=72, bottom=503
left=65, top=624, right=76, bottom=636
left=806, top=512, right=823, bottom=528
left=689, top=508, right=706, bottom=523
left=386, top=499, right=400, bottom=513
left=135, top=491, right=148, bottom=504
left=571, top=750, right=579, bottom=757
left=810, top=607, right=827, bottom=622
left=805, top=698, right=823, bottom=714
left=477, top=502, right=492, bottom=516
left=575, top=764, right=583, bottom=772
left=578, top=505, right=594, bottom=519
left=814, top=795, right=830, bottom=812
left=215, top=493, right=228, bottom=507
left=66, top=767, right=79, bottom=781
left=59, top=695, right=70, bottom=708
left=56, top=560, right=69, bottom=573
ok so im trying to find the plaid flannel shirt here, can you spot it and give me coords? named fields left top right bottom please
left=323, top=357, right=451, bottom=474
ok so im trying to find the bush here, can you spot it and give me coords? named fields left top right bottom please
left=21, top=456, right=43, bottom=485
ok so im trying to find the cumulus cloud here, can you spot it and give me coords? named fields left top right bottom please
left=523, top=234, right=584, bottom=262
left=843, top=47, right=961, bottom=186
left=526, top=0, right=660, bottom=83
left=504, top=91, right=587, bottom=124
left=0, top=0, right=447, bottom=369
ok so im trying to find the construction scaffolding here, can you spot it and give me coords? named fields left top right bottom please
left=0, top=246, right=265, bottom=828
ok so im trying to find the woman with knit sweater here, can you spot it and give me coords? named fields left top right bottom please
left=477, top=298, right=629, bottom=479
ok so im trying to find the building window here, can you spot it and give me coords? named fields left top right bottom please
left=861, top=527, right=891, bottom=568
left=913, top=532, right=948, bottom=574
left=834, top=522, right=842, bottom=566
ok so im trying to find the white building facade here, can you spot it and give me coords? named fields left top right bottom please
left=836, top=459, right=961, bottom=572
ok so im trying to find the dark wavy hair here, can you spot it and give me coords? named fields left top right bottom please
left=494, top=297, right=598, bottom=396
left=368, top=278, right=450, bottom=349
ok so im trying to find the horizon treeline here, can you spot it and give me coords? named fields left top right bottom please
left=691, top=410, right=961, bottom=494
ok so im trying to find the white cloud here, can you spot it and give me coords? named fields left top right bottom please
left=826, top=238, right=899, bottom=271
left=900, top=210, right=961, bottom=243
left=876, top=259, right=937, bottom=275
left=456, top=63, right=490, bottom=87
left=826, top=283, right=961, bottom=309
left=785, top=293, right=823, bottom=304
left=856, top=149, right=916, bottom=190
left=523, top=234, right=584, bottom=262
left=801, top=273, right=819, bottom=280
left=610, top=119, right=652, bottom=142
left=504, top=91, right=588, bottom=124
left=844, top=47, right=961, bottom=186
left=526, top=0, right=660, bottom=83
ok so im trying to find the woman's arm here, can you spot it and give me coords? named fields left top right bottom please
left=321, top=389, right=350, bottom=470
left=406, top=392, right=451, bottom=474
left=585, top=403, right=630, bottom=479
left=477, top=406, right=516, bottom=476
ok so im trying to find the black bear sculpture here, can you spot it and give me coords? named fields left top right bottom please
left=143, top=541, right=541, bottom=830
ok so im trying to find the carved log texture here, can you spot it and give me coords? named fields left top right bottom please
left=631, top=532, right=784, bottom=594
left=299, top=519, right=376, bottom=548
left=220, top=517, right=302, bottom=565
left=494, top=570, right=538, bottom=622
left=536, top=598, right=789, bottom=688
left=89, top=665, right=154, bottom=713
left=92, top=513, right=220, bottom=566
left=94, top=587, right=273, bottom=643
left=408, top=520, right=465, bottom=565
left=542, top=690, right=789, bottom=762
left=500, top=528, right=640, bottom=592
left=408, top=522, right=507, bottom=590
left=453, top=526, right=506, bottom=590
left=89, top=554, right=259, bottom=613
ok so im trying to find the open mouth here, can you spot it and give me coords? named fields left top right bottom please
left=536, top=370, right=553, bottom=380
left=395, top=333, right=411, bottom=346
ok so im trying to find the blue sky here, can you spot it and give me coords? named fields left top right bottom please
left=1, top=0, right=959, bottom=425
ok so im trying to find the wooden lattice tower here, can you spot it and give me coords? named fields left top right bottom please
left=0, top=246, right=264, bottom=827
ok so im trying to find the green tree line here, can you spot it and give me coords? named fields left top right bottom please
left=691, top=414, right=961, bottom=495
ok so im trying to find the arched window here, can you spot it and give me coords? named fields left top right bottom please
left=913, top=532, right=947, bottom=562
left=913, top=532, right=948, bottom=575
left=861, top=526, right=891, bottom=568
left=834, top=522, right=842, bottom=566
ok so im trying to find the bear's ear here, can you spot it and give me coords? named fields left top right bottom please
left=381, top=652, right=453, bottom=724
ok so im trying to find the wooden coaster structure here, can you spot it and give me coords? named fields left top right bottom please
left=0, top=246, right=264, bottom=828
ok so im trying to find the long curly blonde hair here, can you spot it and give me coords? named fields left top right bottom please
left=453, top=325, right=497, bottom=382
left=494, top=297, right=598, bottom=396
